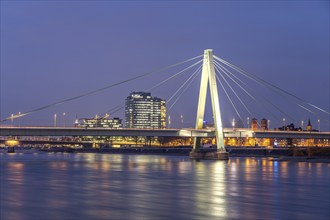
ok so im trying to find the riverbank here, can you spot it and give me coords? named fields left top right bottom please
left=3, top=147, right=330, bottom=163
left=38, top=146, right=330, bottom=159
left=270, top=156, right=330, bottom=163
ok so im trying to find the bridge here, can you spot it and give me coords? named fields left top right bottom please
left=0, top=126, right=213, bottom=138
left=1, top=49, right=329, bottom=158
left=1, top=126, right=329, bottom=141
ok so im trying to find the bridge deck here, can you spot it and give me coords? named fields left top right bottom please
left=0, top=126, right=329, bottom=139
left=0, top=127, right=214, bottom=137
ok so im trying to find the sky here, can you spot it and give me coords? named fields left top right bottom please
left=1, top=1, right=329, bottom=130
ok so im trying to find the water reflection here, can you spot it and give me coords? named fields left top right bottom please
left=0, top=153, right=329, bottom=220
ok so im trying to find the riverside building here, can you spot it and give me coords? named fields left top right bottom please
left=125, top=92, right=166, bottom=129
left=77, top=114, right=122, bottom=128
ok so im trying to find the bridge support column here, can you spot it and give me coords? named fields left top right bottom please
left=190, top=49, right=228, bottom=160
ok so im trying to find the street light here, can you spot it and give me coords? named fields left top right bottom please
left=180, top=114, right=184, bottom=128
left=232, top=118, right=235, bottom=130
left=301, top=120, right=304, bottom=131
left=318, top=119, right=320, bottom=132
left=168, top=115, right=171, bottom=128
left=18, top=112, right=21, bottom=127
left=282, top=118, right=286, bottom=127
left=54, top=114, right=57, bottom=127
left=11, top=113, right=14, bottom=126
left=63, top=112, right=66, bottom=127
left=74, top=115, right=79, bottom=126
left=247, top=117, right=250, bottom=129
left=267, top=120, right=270, bottom=130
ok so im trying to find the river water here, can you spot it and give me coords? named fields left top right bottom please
left=1, top=151, right=329, bottom=220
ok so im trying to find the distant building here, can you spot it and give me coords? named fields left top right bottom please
left=77, top=114, right=122, bottom=128
left=307, top=119, right=312, bottom=131
left=125, top=92, right=166, bottom=129
left=279, top=123, right=296, bottom=131
left=278, top=123, right=304, bottom=132
left=260, top=118, right=268, bottom=130
left=251, top=118, right=258, bottom=130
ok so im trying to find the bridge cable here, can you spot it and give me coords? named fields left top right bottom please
left=215, top=71, right=246, bottom=127
left=147, top=60, right=202, bottom=92
left=214, top=56, right=330, bottom=116
left=214, top=57, right=329, bottom=123
left=214, top=61, right=290, bottom=122
left=217, top=57, right=330, bottom=123
left=167, top=64, right=202, bottom=104
left=214, top=64, right=253, bottom=116
left=2, top=54, right=203, bottom=122
left=106, top=66, right=202, bottom=124
left=215, top=60, right=298, bottom=123
left=168, top=66, right=202, bottom=111
left=100, top=60, right=203, bottom=117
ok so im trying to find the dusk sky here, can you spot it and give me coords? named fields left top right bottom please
left=1, top=1, right=329, bottom=130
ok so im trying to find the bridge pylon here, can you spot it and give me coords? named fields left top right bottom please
left=190, top=49, right=229, bottom=160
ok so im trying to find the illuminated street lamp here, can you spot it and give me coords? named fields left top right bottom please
left=301, top=120, right=304, bottom=131
left=168, top=115, right=171, bottom=128
left=232, top=118, right=235, bottom=130
left=267, top=120, right=270, bottom=130
left=54, top=113, right=57, bottom=127
left=63, top=112, right=66, bottom=127
left=180, top=114, right=184, bottom=128
left=282, top=118, right=286, bottom=127
left=247, top=117, right=250, bottom=129
left=318, top=119, right=320, bottom=132
left=74, top=115, right=79, bottom=126
left=11, top=113, right=14, bottom=126
left=18, top=112, right=21, bottom=127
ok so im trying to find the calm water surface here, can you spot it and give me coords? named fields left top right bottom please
left=1, top=151, right=329, bottom=220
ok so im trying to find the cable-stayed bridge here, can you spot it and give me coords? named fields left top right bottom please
left=1, top=49, right=329, bottom=159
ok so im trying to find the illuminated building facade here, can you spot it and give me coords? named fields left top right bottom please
left=307, top=119, right=312, bottom=131
left=125, top=92, right=166, bottom=129
left=78, top=114, right=122, bottom=128
left=251, top=118, right=258, bottom=130
left=261, top=118, right=268, bottom=130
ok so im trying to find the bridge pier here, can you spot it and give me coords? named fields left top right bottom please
left=7, top=146, right=15, bottom=153
left=189, top=150, right=229, bottom=160
left=190, top=49, right=229, bottom=160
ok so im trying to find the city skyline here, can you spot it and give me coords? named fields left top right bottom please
left=1, top=1, right=329, bottom=130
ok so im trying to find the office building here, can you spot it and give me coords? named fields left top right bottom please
left=125, top=92, right=166, bottom=128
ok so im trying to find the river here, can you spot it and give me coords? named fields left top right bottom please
left=1, top=151, right=329, bottom=220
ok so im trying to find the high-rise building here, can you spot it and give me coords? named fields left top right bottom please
left=125, top=92, right=166, bottom=129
